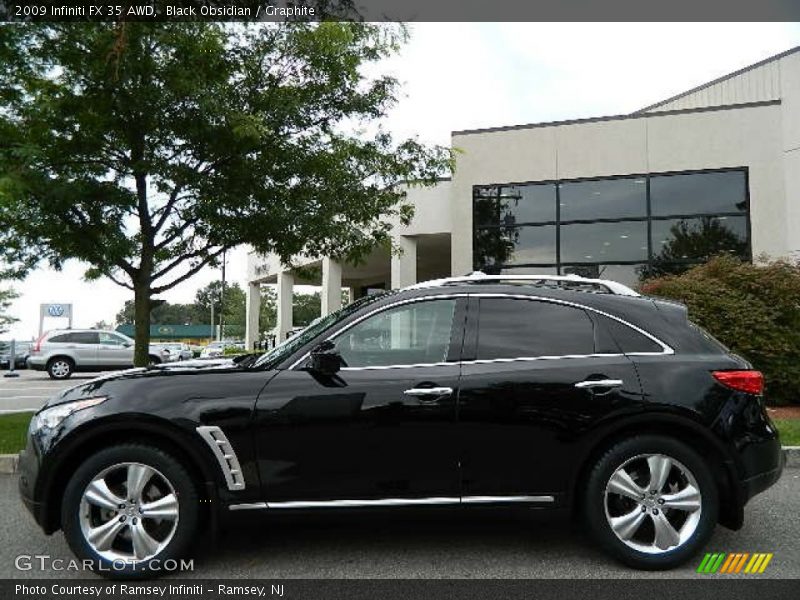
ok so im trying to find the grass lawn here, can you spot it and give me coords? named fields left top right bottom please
left=775, top=419, right=800, bottom=446
left=0, top=412, right=798, bottom=456
left=0, top=412, right=32, bottom=454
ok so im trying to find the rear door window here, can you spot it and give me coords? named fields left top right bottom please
left=476, top=298, right=595, bottom=360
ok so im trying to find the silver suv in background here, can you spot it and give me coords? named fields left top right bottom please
left=27, top=329, right=170, bottom=379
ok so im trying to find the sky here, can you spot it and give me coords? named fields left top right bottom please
left=4, top=22, right=800, bottom=340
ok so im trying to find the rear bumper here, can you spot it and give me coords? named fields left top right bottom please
left=740, top=444, right=785, bottom=504
left=26, top=357, right=45, bottom=371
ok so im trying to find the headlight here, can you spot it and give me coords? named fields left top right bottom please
left=32, top=396, right=108, bottom=432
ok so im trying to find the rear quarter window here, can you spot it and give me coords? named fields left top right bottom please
left=595, top=315, right=664, bottom=354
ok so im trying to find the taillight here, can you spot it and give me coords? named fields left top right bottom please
left=712, top=370, right=764, bottom=395
left=33, top=333, right=46, bottom=353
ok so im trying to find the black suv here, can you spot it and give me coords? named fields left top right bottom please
left=18, top=274, right=784, bottom=577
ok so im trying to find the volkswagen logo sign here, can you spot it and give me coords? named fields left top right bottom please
left=47, top=304, right=65, bottom=317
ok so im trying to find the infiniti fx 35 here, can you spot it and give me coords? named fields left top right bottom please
left=18, top=274, right=784, bottom=577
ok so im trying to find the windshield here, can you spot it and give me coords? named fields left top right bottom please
left=252, top=292, right=389, bottom=369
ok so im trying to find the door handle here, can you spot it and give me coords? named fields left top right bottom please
left=574, top=379, right=623, bottom=390
left=403, top=387, right=453, bottom=400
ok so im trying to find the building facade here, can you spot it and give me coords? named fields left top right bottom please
left=246, top=46, right=800, bottom=348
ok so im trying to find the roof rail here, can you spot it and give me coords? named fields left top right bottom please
left=405, top=271, right=640, bottom=296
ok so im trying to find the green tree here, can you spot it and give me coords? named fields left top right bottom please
left=195, top=280, right=246, bottom=338
left=0, top=23, right=451, bottom=365
left=0, top=287, right=18, bottom=334
left=115, top=299, right=203, bottom=326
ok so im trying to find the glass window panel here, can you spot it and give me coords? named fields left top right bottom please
left=474, top=184, right=556, bottom=227
left=559, top=178, right=646, bottom=221
left=561, top=263, right=648, bottom=290
left=560, top=221, right=647, bottom=263
left=650, top=216, right=749, bottom=263
left=650, top=170, right=747, bottom=216
left=477, top=298, right=595, bottom=359
left=335, top=299, right=456, bottom=368
left=474, top=225, right=556, bottom=271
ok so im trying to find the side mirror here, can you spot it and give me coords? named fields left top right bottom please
left=123, top=342, right=132, bottom=348
left=309, top=341, right=341, bottom=376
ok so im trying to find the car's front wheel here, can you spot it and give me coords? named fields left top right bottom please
left=584, top=435, right=718, bottom=570
left=61, top=444, right=199, bottom=579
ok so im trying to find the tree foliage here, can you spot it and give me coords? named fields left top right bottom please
left=0, top=286, right=19, bottom=334
left=0, top=22, right=451, bottom=364
left=641, top=256, right=800, bottom=405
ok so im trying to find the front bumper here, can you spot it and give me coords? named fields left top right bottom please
left=18, top=436, right=50, bottom=532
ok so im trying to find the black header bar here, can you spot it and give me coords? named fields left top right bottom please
left=2, top=0, right=800, bottom=22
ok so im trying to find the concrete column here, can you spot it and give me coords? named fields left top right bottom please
left=276, top=271, right=294, bottom=343
left=390, top=235, right=417, bottom=289
left=245, top=282, right=261, bottom=351
left=321, top=257, right=342, bottom=316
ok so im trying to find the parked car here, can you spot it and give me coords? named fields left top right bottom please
left=160, top=343, right=193, bottom=361
left=199, top=340, right=226, bottom=358
left=18, top=273, right=784, bottom=578
left=0, top=340, right=32, bottom=369
left=149, top=343, right=191, bottom=363
left=27, top=329, right=171, bottom=379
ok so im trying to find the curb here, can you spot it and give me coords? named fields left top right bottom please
left=0, top=454, right=19, bottom=474
left=0, top=448, right=799, bottom=475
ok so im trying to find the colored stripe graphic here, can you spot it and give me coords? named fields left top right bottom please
left=697, top=552, right=772, bottom=574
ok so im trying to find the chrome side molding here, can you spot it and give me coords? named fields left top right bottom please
left=196, top=425, right=246, bottom=491
left=228, top=495, right=554, bottom=511
left=574, top=379, right=624, bottom=390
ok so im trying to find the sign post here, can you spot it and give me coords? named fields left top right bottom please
left=3, top=339, right=20, bottom=378
left=39, top=303, right=73, bottom=336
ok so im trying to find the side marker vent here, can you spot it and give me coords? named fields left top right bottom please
left=196, top=425, right=246, bottom=491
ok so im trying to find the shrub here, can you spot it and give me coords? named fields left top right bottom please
left=640, top=256, right=800, bottom=405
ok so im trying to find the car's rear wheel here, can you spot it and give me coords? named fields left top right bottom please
left=47, top=357, right=74, bottom=380
left=584, top=435, right=718, bottom=570
left=61, top=444, right=199, bottom=579
left=148, top=355, right=161, bottom=365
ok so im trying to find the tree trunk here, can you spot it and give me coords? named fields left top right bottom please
left=133, top=280, right=151, bottom=367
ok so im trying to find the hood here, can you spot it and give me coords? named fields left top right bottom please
left=44, top=357, right=243, bottom=408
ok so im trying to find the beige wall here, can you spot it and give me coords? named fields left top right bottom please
left=451, top=102, right=789, bottom=274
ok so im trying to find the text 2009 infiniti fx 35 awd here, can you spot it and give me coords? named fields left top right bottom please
left=19, top=274, right=784, bottom=578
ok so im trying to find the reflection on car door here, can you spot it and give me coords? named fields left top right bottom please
left=457, top=296, right=643, bottom=500
left=254, top=297, right=466, bottom=503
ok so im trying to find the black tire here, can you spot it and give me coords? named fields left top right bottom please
left=61, top=444, right=199, bottom=579
left=583, top=435, right=718, bottom=570
left=148, top=355, right=161, bottom=365
left=46, top=356, right=74, bottom=380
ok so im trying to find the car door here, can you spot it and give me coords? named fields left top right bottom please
left=254, top=297, right=465, bottom=503
left=97, top=332, right=134, bottom=367
left=457, top=295, right=643, bottom=502
left=67, top=331, right=100, bottom=368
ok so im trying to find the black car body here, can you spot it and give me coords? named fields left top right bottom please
left=18, top=275, right=784, bottom=576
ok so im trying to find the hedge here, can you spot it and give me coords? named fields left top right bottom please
left=640, top=256, right=800, bottom=405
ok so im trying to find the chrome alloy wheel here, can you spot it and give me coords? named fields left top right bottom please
left=78, top=462, right=179, bottom=563
left=604, top=453, right=702, bottom=554
left=50, top=360, right=71, bottom=378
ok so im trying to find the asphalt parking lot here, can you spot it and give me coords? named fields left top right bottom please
left=0, top=467, right=797, bottom=579
left=0, top=369, right=105, bottom=413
